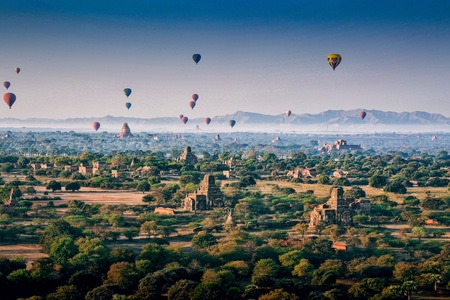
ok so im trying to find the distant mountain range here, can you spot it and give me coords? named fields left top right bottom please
left=0, top=109, right=448, bottom=133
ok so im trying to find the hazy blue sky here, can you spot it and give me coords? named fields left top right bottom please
left=1, top=0, right=449, bottom=120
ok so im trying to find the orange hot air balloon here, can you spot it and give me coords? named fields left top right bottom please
left=3, top=93, right=16, bottom=109
left=3, top=81, right=10, bottom=90
left=205, top=117, right=211, bottom=125
left=92, top=122, right=101, bottom=131
left=286, top=110, right=291, bottom=117
left=189, top=100, right=196, bottom=109
left=15, top=67, right=20, bottom=74
left=192, top=94, right=199, bottom=101
left=359, top=111, right=367, bottom=120
left=181, top=116, right=189, bottom=124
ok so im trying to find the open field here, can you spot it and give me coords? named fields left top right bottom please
left=31, top=186, right=146, bottom=206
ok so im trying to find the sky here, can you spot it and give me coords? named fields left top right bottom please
left=0, top=0, right=449, bottom=120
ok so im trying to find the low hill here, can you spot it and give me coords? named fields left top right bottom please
left=0, top=109, right=448, bottom=133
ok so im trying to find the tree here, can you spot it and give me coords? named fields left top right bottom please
left=191, top=231, right=217, bottom=250
left=65, top=181, right=81, bottom=192
left=292, top=258, right=315, bottom=279
left=411, top=226, right=426, bottom=240
left=384, top=181, right=407, bottom=194
left=123, top=228, right=140, bottom=241
left=369, top=174, right=387, bottom=188
left=344, top=186, right=366, bottom=199
left=105, top=262, right=139, bottom=291
left=279, top=250, right=304, bottom=271
left=46, top=285, right=83, bottom=300
left=137, top=181, right=151, bottom=193
left=40, top=219, right=83, bottom=253
left=50, top=236, right=78, bottom=265
left=167, top=279, right=197, bottom=300
left=401, top=280, right=418, bottom=300
left=259, top=289, right=299, bottom=300
left=46, top=180, right=62, bottom=192
left=239, top=175, right=256, bottom=187
left=141, top=221, right=158, bottom=237
left=85, top=284, right=120, bottom=300
left=251, top=258, right=279, bottom=287
left=293, top=223, right=309, bottom=238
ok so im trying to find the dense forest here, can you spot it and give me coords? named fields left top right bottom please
left=0, top=135, right=449, bottom=299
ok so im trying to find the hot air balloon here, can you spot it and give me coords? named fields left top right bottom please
left=189, top=100, right=196, bottom=109
left=205, top=117, right=211, bottom=125
left=92, top=122, right=100, bottom=131
left=3, top=81, right=10, bottom=90
left=179, top=114, right=184, bottom=119
left=14, top=67, right=20, bottom=74
left=192, top=54, right=201, bottom=64
left=181, top=116, right=189, bottom=124
left=124, top=88, right=132, bottom=97
left=286, top=110, right=291, bottom=117
left=359, top=111, right=367, bottom=120
left=125, top=102, right=132, bottom=110
left=229, top=120, right=236, bottom=128
left=327, top=54, right=342, bottom=71
left=3, top=93, right=16, bottom=109
left=192, top=94, right=199, bottom=101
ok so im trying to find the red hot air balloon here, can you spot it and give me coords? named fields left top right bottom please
left=205, top=117, right=211, bottom=125
left=3, top=81, right=10, bottom=90
left=189, top=100, right=196, bottom=109
left=181, top=116, right=189, bottom=124
left=360, top=111, right=367, bottom=120
left=192, top=94, right=199, bottom=101
left=92, top=122, right=100, bottom=131
left=3, top=93, right=16, bottom=109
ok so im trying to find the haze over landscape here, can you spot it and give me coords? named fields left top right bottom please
left=1, top=1, right=449, bottom=123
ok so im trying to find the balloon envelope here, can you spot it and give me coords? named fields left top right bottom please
left=14, top=67, right=20, bottom=74
left=327, top=54, right=342, bottom=70
left=360, top=111, right=367, bottom=120
left=92, top=122, right=100, bottom=131
left=189, top=100, right=196, bottom=109
left=179, top=114, right=184, bottom=119
left=229, top=120, right=236, bottom=128
left=192, top=54, right=201, bottom=64
left=3, top=93, right=16, bottom=109
left=123, top=88, right=132, bottom=97
left=181, top=116, right=189, bottom=124
left=205, top=117, right=211, bottom=125
left=286, top=110, right=291, bottom=117
left=192, top=94, right=199, bottom=101
left=3, top=81, right=10, bottom=90
left=125, top=102, right=132, bottom=109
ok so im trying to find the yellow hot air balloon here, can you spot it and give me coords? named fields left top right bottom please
left=327, top=54, right=342, bottom=71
